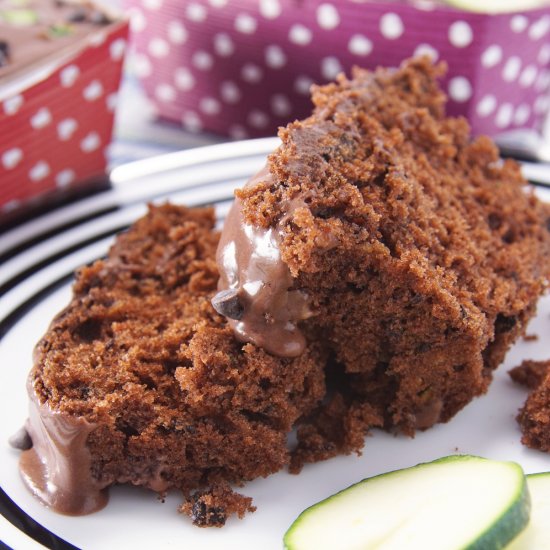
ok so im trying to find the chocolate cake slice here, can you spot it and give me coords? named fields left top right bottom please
left=215, top=57, right=550, bottom=464
left=20, top=204, right=325, bottom=525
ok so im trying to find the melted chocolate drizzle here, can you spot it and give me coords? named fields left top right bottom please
left=19, top=378, right=109, bottom=516
left=214, top=167, right=312, bottom=358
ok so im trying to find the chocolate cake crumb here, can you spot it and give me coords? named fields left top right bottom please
left=523, top=333, right=539, bottom=342
left=510, top=359, right=550, bottom=390
left=180, top=484, right=255, bottom=527
left=511, top=359, right=550, bottom=452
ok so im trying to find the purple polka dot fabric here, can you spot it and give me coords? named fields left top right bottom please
left=123, top=0, right=550, bottom=140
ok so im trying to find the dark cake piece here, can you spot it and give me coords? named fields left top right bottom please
left=510, top=359, right=550, bottom=390
left=216, top=57, right=550, bottom=465
left=20, top=204, right=325, bottom=524
left=510, top=359, right=550, bottom=452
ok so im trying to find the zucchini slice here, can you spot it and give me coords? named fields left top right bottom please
left=284, top=455, right=529, bottom=550
left=507, top=472, right=550, bottom=549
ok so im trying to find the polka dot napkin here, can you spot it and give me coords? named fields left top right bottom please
left=124, top=0, right=550, bottom=142
left=0, top=21, right=129, bottom=217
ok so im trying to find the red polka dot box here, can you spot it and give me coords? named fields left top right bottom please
left=123, top=0, right=550, bottom=148
left=0, top=16, right=129, bottom=218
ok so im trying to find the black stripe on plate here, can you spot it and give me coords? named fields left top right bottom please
left=0, top=196, right=234, bottom=298
left=0, top=273, right=80, bottom=550
left=0, top=227, right=125, bottom=298
left=0, top=487, right=79, bottom=550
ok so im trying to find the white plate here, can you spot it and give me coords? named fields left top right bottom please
left=1, top=138, right=550, bottom=550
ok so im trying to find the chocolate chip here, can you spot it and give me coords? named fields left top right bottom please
left=66, top=8, right=87, bottom=23
left=211, top=289, right=245, bottom=320
left=0, top=40, right=10, bottom=66
left=191, top=497, right=226, bottom=527
left=488, top=213, right=501, bottom=230
left=495, top=313, right=517, bottom=334
left=9, top=426, right=32, bottom=451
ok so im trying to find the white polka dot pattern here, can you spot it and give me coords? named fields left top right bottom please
left=321, top=56, right=342, bottom=80
left=481, top=45, right=502, bottom=68
left=110, top=38, right=127, bottom=61
left=349, top=35, right=373, bottom=57
left=413, top=43, right=438, bottom=61
left=80, top=132, right=102, bottom=153
left=214, top=33, right=234, bottom=57
left=29, top=161, right=50, bottom=182
left=317, top=4, right=340, bottom=30
left=270, top=94, right=292, bottom=116
left=448, top=77, right=472, bottom=102
left=107, top=93, right=119, bottom=112
left=192, top=50, right=214, bottom=70
left=265, top=45, right=287, bottom=68
left=235, top=13, right=257, bottom=34
left=477, top=95, right=497, bottom=117
left=448, top=21, right=473, bottom=48
left=60, top=65, right=80, bottom=87
left=155, top=83, right=177, bottom=103
left=495, top=103, right=514, bottom=128
left=3, top=95, right=23, bottom=116
left=200, top=97, right=222, bottom=115
left=2, top=148, right=23, bottom=170
left=129, top=7, right=147, bottom=32
left=220, top=81, right=241, bottom=103
left=174, top=67, right=195, bottom=90
left=241, top=63, right=263, bottom=83
left=510, top=15, right=528, bottom=33
left=229, top=124, right=247, bottom=139
left=502, top=56, right=522, bottom=82
left=122, top=0, right=550, bottom=141
left=83, top=80, right=104, bottom=102
left=380, top=13, right=404, bottom=40
left=142, top=0, right=163, bottom=10
left=56, top=169, right=76, bottom=188
left=57, top=118, right=78, bottom=141
left=148, top=37, right=170, bottom=58
left=0, top=22, right=128, bottom=213
left=260, top=0, right=281, bottom=20
left=167, top=21, right=188, bottom=44
left=289, top=24, right=313, bottom=45
left=186, top=3, right=207, bottom=22
left=182, top=111, right=203, bottom=132
left=294, top=75, right=314, bottom=95
left=30, top=108, right=52, bottom=129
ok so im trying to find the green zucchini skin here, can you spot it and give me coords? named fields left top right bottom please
left=506, top=472, right=550, bottom=549
left=465, top=475, right=529, bottom=550
left=283, top=455, right=530, bottom=550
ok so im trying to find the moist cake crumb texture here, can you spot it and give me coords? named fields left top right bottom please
left=24, top=204, right=325, bottom=523
left=232, top=57, right=550, bottom=463
left=510, top=359, right=550, bottom=452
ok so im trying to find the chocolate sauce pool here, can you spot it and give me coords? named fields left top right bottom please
left=19, top=377, right=109, bottom=516
left=214, top=168, right=312, bottom=357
